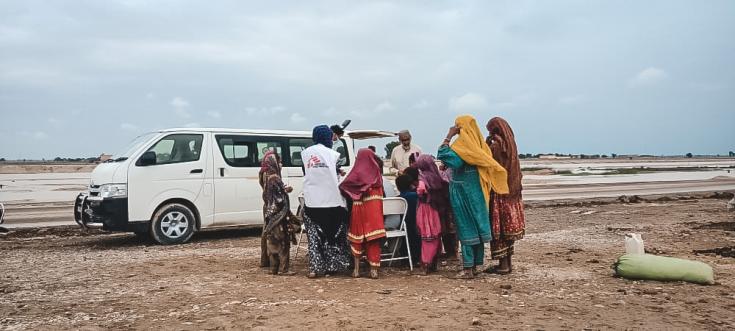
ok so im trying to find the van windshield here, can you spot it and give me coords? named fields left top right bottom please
left=111, top=132, right=158, bottom=161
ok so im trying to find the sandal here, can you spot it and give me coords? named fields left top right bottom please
left=451, top=269, right=474, bottom=279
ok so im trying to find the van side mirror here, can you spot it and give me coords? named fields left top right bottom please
left=137, top=151, right=157, bottom=166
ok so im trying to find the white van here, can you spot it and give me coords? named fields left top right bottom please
left=74, top=128, right=394, bottom=244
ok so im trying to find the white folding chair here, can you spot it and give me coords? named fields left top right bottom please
left=380, top=197, right=413, bottom=270
left=293, top=196, right=306, bottom=259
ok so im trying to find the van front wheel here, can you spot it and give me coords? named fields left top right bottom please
left=151, top=203, right=195, bottom=245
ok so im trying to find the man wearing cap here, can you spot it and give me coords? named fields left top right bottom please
left=389, top=130, right=422, bottom=175
left=330, top=124, right=345, bottom=142
left=330, top=124, right=347, bottom=176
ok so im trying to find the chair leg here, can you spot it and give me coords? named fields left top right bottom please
left=404, top=234, right=413, bottom=271
left=294, top=227, right=305, bottom=259
left=389, top=238, right=402, bottom=267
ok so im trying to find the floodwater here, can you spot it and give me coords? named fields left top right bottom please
left=0, top=173, right=90, bottom=203
left=1, top=160, right=734, bottom=204
left=521, top=158, right=735, bottom=171
left=525, top=169, right=735, bottom=186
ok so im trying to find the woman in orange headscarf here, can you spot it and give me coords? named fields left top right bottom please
left=438, top=115, right=508, bottom=278
left=485, top=117, right=525, bottom=274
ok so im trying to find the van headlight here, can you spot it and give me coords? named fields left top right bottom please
left=99, top=184, right=127, bottom=199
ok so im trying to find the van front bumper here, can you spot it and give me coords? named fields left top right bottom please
left=74, top=193, right=146, bottom=232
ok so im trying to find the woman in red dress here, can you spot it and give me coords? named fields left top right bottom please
left=339, top=148, right=385, bottom=279
left=486, top=117, right=526, bottom=274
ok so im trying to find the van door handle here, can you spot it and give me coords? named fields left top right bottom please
left=190, top=169, right=203, bottom=174
left=219, top=168, right=225, bottom=177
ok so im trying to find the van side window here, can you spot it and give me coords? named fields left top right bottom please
left=257, top=141, right=283, bottom=163
left=287, top=138, right=312, bottom=167
left=145, top=134, right=203, bottom=165
left=217, top=137, right=254, bottom=167
left=216, top=135, right=283, bottom=167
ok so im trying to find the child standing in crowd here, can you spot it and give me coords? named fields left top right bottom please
left=414, top=155, right=448, bottom=274
left=396, top=175, right=421, bottom=265
left=339, top=149, right=386, bottom=279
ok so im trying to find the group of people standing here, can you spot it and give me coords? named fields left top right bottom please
left=259, top=115, right=526, bottom=280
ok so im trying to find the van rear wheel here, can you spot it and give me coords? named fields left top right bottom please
left=151, top=203, right=195, bottom=245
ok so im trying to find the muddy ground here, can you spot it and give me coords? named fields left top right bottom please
left=1, top=195, right=735, bottom=330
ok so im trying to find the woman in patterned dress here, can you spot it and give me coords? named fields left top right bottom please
left=485, top=117, right=525, bottom=274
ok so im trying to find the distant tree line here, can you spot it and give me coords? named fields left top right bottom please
left=517, top=153, right=615, bottom=159
left=53, top=157, right=100, bottom=163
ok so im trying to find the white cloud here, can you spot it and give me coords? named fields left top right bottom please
left=321, top=107, right=339, bottom=117
left=490, top=101, right=517, bottom=109
left=629, top=67, right=668, bottom=87
left=120, top=123, right=138, bottom=131
left=47, top=117, right=64, bottom=128
left=374, top=101, right=395, bottom=113
left=558, top=95, right=584, bottom=105
left=412, top=100, right=430, bottom=110
left=20, top=131, right=48, bottom=140
left=207, top=111, right=221, bottom=119
left=290, top=113, right=306, bottom=123
left=449, top=93, right=488, bottom=113
left=245, top=106, right=286, bottom=116
left=183, top=122, right=201, bottom=128
left=146, top=92, right=155, bottom=99
left=171, top=97, right=191, bottom=118
left=33, top=131, right=47, bottom=140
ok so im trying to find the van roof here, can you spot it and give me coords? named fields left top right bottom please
left=156, top=128, right=396, bottom=139
left=158, top=128, right=311, bottom=136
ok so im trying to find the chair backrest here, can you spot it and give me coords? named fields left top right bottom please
left=382, top=197, right=408, bottom=231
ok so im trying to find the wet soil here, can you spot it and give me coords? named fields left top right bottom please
left=1, top=198, right=735, bottom=330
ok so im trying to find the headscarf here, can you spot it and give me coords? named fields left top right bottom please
left=260, top=150, right=279, bottom=175
left=260, top=152, right=290, bottom=234
left=450, top=115, right=509, bottom=203
left=416, top=154, right=450, bottom=213
left=312, top=125, right=334, bottom=148
left=487, top=117, right=522, bottom=198
left=416, top=155, right=444, bottom=192
left=339, top=148, right=383, bottom=200
left=258, top=150, right=279, bottom=189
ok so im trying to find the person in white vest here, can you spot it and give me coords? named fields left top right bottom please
left=300, top=125, right=351, bottom=278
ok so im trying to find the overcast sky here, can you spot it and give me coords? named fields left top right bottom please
left=1, top=0, right=733, bottom=159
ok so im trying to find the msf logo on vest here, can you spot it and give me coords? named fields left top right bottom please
left=307, top=155, right=328, bottom=169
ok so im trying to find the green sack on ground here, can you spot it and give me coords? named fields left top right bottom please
left=613, top=254, right=715, bottom=285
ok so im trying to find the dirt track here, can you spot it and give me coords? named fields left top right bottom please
left=1, top=196, right=735, bottom=330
